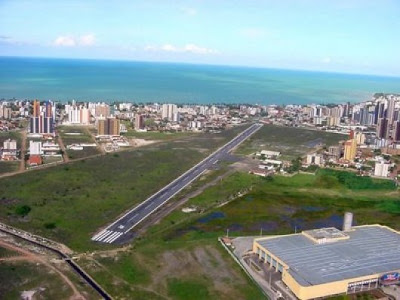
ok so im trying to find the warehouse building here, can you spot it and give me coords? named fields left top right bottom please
left=253, top=223, right=400, bottom=299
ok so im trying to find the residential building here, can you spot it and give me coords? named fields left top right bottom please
left=97, top=116, right=120, bottom=136
left=343, top=139, right=357, bottom=161
left=162, top=103, right=177, bottom=120
left=376, top=118, right=388, bottom=139
left=374, top=160, right=391, bottom=177
left=306, top=153, right=324, bottom=166
left=135, top=114, right=145, bottom=130
left=67, top=105, right=90, bottom=125
left=29, top=100, right=55, bottom=135
left=29, top=141, right=42, bottom=155
left=94, top=103, right=110, bottom=118
left=1, top=139, right=17, bottom=160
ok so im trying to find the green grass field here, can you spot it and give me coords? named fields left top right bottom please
left=0, top=161, right=19, bottom=174
left=0, top=125, right=250, bottom=252
left=58, top=126, right=96, bottom=145
left=122, top=130, right=196, bottom=140
left=159, top=171, right=399, bottom=241
left=235, top=124, right=344, bottom=159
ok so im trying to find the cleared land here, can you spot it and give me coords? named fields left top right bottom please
left=235, top=124, right=344, bottom=159
left=122, top=130, right=196, bottom=141
left=58, top=125, right=100, bottom=159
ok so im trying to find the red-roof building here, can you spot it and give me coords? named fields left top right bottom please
left=28, top=155, right=42, bottom=166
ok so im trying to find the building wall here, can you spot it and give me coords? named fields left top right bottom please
left=282, top=270, right=380, bottom=300
left=344, top=138, right=357, bottom=161
left=253, top=226, right=400, bottom=300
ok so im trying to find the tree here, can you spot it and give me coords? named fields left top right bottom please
left=15, top=205, right=31, bottom=217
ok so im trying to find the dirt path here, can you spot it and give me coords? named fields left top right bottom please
left=0, top=239, right=84, bottom=300
left=57, top=131, right=70, bottom=163
left=84, top=127, right=105, bottom=155
left=19, top=130, right=27, bottom=171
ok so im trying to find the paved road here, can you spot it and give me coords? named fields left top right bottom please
left=92, top=123, right=263, bottom=244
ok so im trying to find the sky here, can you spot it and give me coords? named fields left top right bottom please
left=0, top=0, right=400, bottom=76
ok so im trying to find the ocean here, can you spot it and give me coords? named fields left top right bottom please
left=1, top=56, right=400, bottom=105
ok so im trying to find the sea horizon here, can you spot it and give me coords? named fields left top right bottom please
left=1, top=56, right=400, bottom=105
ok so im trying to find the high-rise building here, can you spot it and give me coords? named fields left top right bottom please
left=0, top=106, right=12, bottom=119
left=354, top=132, right=366, bottom=145
left=343, top=139, right=357, bottom=161
left=98, top=118, right=106, bottom=135
left=328, top=145, right=342, bottom=160
left=135, top=114, right=145, bottom=130
left=97, top=116, right=120, bottom=136
left=161, top=103, right=177, bottom=121
left=95, top=103, right=110, bottom=118
left=376, top=118, right=388, bottom=139
left=68, top=105, right=90, bottom=124
left=374, top=161, right=390, bottom=177
left=393, top=121, right=400, bottom=142
left=30, top=100, right=54, bottom=135
left=386, top=98, right=396, bottom=124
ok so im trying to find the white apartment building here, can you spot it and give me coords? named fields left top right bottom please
left=374, top=160, right=391, bottom=177
left=29, top=141, right=42, bottom=155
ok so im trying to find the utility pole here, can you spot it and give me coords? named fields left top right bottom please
left=226, top=228, right=229, bottom=238
left=260, top=227, right=263, bottom=236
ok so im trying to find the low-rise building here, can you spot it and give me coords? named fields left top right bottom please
left=253, top=224, right=400, bottom=300
left=1, top=138, right=18, bottom=160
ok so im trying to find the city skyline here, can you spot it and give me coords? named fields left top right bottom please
left=1, top=0, right=400, bottom=76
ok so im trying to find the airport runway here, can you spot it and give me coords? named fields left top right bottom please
left=92, top=123, right=263, bottom=244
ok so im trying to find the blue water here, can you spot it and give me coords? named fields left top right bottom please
left=1, top=56, right=400, bottom=104
left=198, top=212, right=225, bottom=224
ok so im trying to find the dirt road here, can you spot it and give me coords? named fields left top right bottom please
left=0, top=239, right=84, bottom=300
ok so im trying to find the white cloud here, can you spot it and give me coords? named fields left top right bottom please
left=180, top=7, right=197, bottom=16
left=239, top=27, right=277, bottom=39
left=144, top=43, right=219, bottom=55
left=184, top=44, right=218, bottom=54
left=161, top=44, right=178, bottom=52
left=79, top=34, right=96, bottom=46
left=321, top=57, right=332, bottom=64
left=144, top=45, right=156, bottom=51
left=53, top=35, right=76, bottom=47
left=53, top=34, right=96, bottom=47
